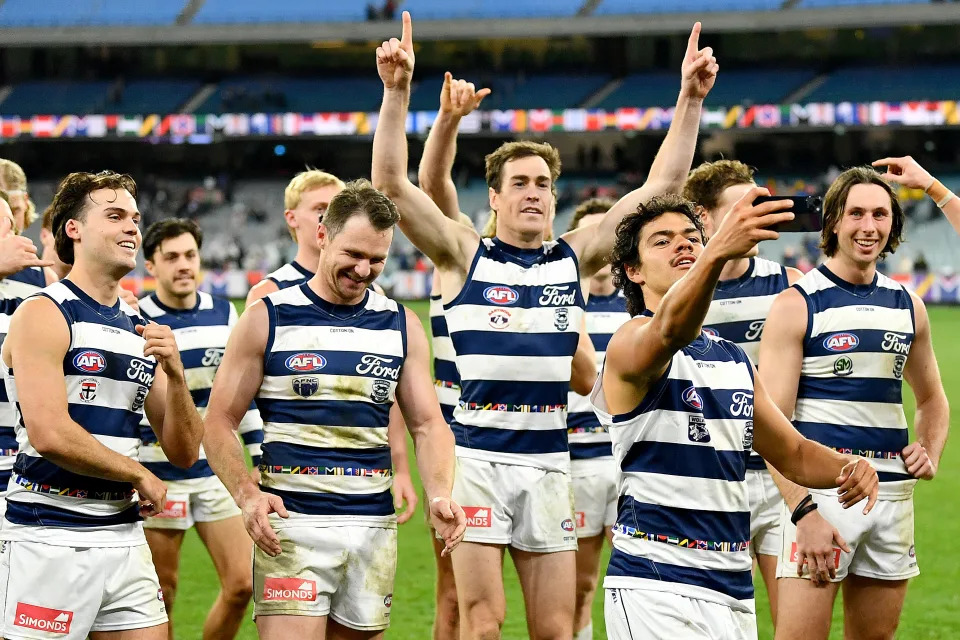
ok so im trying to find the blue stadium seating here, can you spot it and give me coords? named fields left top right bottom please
left=193, top=77, right=386, bottom=113
left=798, top=0, right=928, bottom=6
left=0, top=0, right=184, bottom=26
left=595, top=0, right=782, bottom=15
left=802, top=66, right=960, bottom=103
left=399, top=0, right=583, bottom=20
left=192, top=0, right=365, bottom=24
left=112, top=80, right=203, bottom=115
left=0, top=80, right=113, bottom=116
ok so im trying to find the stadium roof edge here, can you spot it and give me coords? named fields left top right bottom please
left=1, top=4, right=958, bottom=47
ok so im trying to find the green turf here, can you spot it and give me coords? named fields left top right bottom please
left=176, top=301, right=960, bottom=639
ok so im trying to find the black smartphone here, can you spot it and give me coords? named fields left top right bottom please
left=752, top=195, right=823, bottom=232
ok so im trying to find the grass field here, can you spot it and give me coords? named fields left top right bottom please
left=171, top=302, right=960, bottom=639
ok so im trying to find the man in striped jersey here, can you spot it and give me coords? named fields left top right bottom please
left=204, top=179, right=465, bottom=639
left=683, top=159, right=804, bottom=626
left=760, top=168, right=949, bottom=640
left=373, top=13, right=716, bottom=639
left=0, top=170, right=204, bottom=639
left=594, top=191, right=878, bottom=639
left=138, top=218, right=261, bottom=640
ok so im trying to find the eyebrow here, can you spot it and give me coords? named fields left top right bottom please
left=103, top=206, right=141, bottom=215
left=648, top=226, right=699, bottom=241
left=508, top=174, right=551, bottom=182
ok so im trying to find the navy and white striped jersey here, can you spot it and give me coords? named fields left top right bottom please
left=137, top=292, right=263, bottom=481
left=1, top=280, right=155, bottom=546
left=257, top=284, right=406, bottom=526
left=0, top=267, right=47, bottom=493
left=592, top=316, right=756, bottom=612
left=430, top=293, right=460, bottom=424
left=567, top=291, right=629, bottom=463
left=704, top=256, right=789, bottom=471
left=793, top=265, right=916, bottom=495
left=265, top=261, right=313, bottom=290
left=444, top=238, right=584, bottom=472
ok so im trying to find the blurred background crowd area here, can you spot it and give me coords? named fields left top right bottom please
left=4, top=0, right=960, bottom=299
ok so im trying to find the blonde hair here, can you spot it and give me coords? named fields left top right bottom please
left=283, top=169, right=345, bottom=240
left=0, top=159, right=36, bottom=227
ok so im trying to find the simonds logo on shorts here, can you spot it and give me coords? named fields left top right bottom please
left=14, top=603, right=73, bottom=634
left=463, top=507, right=491, bottom=528
left=263, top=578, right=317, bottom=602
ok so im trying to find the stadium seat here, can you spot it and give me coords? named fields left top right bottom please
left=0, top=80, right=114, bottom=116
left=803, top=66, right=960, bottom=103
left=193, top=77, right=386, bottom=114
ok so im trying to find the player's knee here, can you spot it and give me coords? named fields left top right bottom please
left=461, top=603, right=504, bottom=638
left=221, top=572, right=253, bottom=608
left=574, top=571, right=597, bottom=607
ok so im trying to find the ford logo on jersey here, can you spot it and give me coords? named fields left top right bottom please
left=284, top=353, right=327, bottom=372
left=823, top=332, right=859, bottom=352
left=681, top=385, right=704, bottom=411
left=483, top=285, right=519, bottom=306
left=73, top=350, right=107, bottom=373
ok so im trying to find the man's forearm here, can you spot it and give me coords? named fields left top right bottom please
left=419, top=111, right=461, bottom=215
left=412, top=422, right=455, bottom=501
left=205, top=417, right=259, bottom=503
left=372, top=87, right=413, bottom=193
left=34, top=421, right=146, bottom=484
left=767, top=439, right=854, bottom=508
left=654, top=248, right=725, bottom=346
left=388, top=411, right=412, bottom=476
left=158, top=374, right=203, bottom=468
left=915, top=395, right=950, bottom=468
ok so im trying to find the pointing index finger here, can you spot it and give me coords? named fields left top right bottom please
left=686, top=22, right=702, bottom=59
left=400, top=10, right=412, bottom=48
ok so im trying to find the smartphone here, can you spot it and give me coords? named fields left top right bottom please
left=753, top=195, right=823, bottom=232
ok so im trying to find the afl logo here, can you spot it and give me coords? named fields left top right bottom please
left=823, top=332, right=859, bottom=352
left=73, top=350, right=107, bottom=373
left=681, top=385, right=703, bottom=411
left=284, top=353, right=327, bottom=372
left=702, top=327, right=719, bottom=338
left=483, top=286, right=519, bottom=306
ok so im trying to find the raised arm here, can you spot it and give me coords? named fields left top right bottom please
left=418, top=72, right=491, bottom=220
left=874, top=155, right=960, bottom=236
left=5, top=297, right=166, bottom=516
left=204, top=301, right=288, bottom=556
left=567, top=22, right=718, bottom=276
left=395, top=307, right=465, bottom=556
left=900, top=293, right=949, bottom=480
left=371, top=11, right=479, bottom=272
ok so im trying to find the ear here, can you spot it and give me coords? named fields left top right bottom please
left=65, top=218, right=81, bottom=241
left=488, top=186, right=499, bottom=213
left=317, top=222, right=328, bottom=251
left=283, top=208, right=298, bottom=230
left=695, top=206, right=713, bottom=236
left=624, top=261, right=645, bottom=288
left=144, top=259, right=157, bottom=277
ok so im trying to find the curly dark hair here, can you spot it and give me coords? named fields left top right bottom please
left=820, top=167, right=904, bottom=259
left=49, top=170, right=138, bottom=265
left=611, top=194, right=704, bottom=316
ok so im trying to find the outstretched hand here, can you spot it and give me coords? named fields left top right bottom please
left=376, top=11, right=415, bottom=91
left=440, top=72, right=491, bottom=117
left=681, top=22, right=718, bottom=100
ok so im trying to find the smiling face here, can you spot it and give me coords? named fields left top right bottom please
left=625, top=211, right=705, bottom=303
left=831, top=183, right=893, bottom=268
left=65, top=188, right=141, bottom=277
left=317, top=214, right=393, bottom=303
left=489, top=154, right=556, bottom=240
left=146, top=232, right=200, bottom=301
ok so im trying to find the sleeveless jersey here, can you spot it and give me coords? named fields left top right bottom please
left=430, top=292, right=460, bottom=424
left=591, top=315, right=756, bottom=612
left=0, top=267, right=46, bottom=492
left=704, top=256, right=789, bottom=471
left=257, top=284, right=406, bottom=526
left=265, top=260, right=313, bottom=290
left=444, top=238, right=584, bottom=472
left=793, top=265, right=916, bottom=495
left=1, top=280, right=155, bottom=546
left=566, top=290, right=629, bottom=463
left=137, top=292, right=263, bottom=481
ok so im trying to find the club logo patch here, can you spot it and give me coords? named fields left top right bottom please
left=73, top=350, right=106, bottom=373
left=483, top=286, right=519, bottom=306
left=487, top=308, right=511, bottom=330
left=284, top=353, right=327, bottom=372
left=823, top=332, right=859, bottom=352
left=370, top=379, right=391, bottom=403
left=132, top=385, right=148, bottom=412
left=743, top=421, right=754, bottom=450
left=78, top=378, right=98, bottom=403
left=833, top=355, right=853, bottom=377
left=681, top=386, right=703, bottom=411
left=893, top=355, right=906, bottom=380
left=688, top=415, right=710, bottom=443
left=554, top=307, right=569, bottom=331
left=292, top=377, right=320, bottom=398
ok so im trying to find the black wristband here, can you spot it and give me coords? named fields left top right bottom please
left=791, top=501, right=819, bottom=525
left=791, top=495, right=812, bottom=519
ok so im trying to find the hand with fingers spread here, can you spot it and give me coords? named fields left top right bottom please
left=136, top=321, right=184, bottom=379
left=680, top=22, right=719, bottom=100
left=836, top=458, right=879, bottom=513
left=902, top=441, right=937, bottom=480
left=238, top=487, right=289, bottom=556
left=795, top=508, right=850, bottom=586
left=133, top=468, right=167, bottom=519
left=440, top=71, right=491, bottom=118
left=393, top=470, right=419, bottom=524
left=706, top=186, right=794, bottom=261
left=376, top=10, right=415, bottom=91
left=0, top=234, right=54, bottom=279
left=428, top=496, right=466, bottom=557
left=872, top=156, right=934, bottom=190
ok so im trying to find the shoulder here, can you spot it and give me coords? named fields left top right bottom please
left=247, top=278, right=280, bottom=305
left=785, top=266, right=805, bottom=285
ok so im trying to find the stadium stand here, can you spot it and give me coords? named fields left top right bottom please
left=0, top=80, right=114, bottom=117
left=397, top=0, right=583, bottom=20
left=191, top=77, right=386, bottom=114
left=798, top=0, right=928, bottom=6
left=801, top=66, right=960, bottom=103
left=595, top=0, right=783, bottom=15
left=0, top=0, right=185, bottom=26
left=192, top=0, right=367, bottom=24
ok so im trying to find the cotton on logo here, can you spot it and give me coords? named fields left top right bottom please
left=789, top=542, right=841, bottom=569
left=483, top=286, right=519, bottom=306
left=823, top=332, right=859, bottom=353
left=154, top=500, right=187, bottom=519
left=73, top=350, right=106, bottom=373
left=263, top=578, right=317, bottom=602
left=463, top=507, right=492, bottom=528
left=14, top=603, right=73, bottom=634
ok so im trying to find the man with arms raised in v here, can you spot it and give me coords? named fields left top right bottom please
left=593, top=191, right=879, bottom=639
left=683, top=159, right=803, bottom=627
left=760, top=168, right=949, bottom=640
left=373, top=12, right=717, bottom=638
